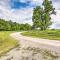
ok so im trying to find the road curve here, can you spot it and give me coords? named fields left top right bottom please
left=10, top=32, right=60, bottom=52
left=11, top=32, right=60, bottom=47
left=0, top=32, right=60, bottom=60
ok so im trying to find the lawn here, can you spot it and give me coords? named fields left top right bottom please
left=22, top=29, right=60, bottom=40
left=0, top=31, right=19, bottom=57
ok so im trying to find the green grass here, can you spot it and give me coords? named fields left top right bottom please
left=22, top=29, right=60, bottom=40
left=0, top=31, right=19, bottom=57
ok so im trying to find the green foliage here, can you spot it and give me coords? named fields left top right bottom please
left=0, top=19, right=32, bottom=31
left=32, top=6, right=43, bottom=28
left=22, top=29, right=60, bottom=40
left=32, top=0, right=55, bottom=30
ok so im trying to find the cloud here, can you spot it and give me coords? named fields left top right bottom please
left=52, top=0, right=60, bottom=9
left=0, top=0, right=42, bottom=25
left=0, top=0, right=34, bottom=24
left=0, top=6, right=33, bottom=24
left=51, top=9, right=60, bottom=28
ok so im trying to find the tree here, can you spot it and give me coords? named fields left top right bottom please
left=32, top=0, right=55, bottom=30
left=24, top=23, right=32, bottom=30
left=20, top=23, right=32, bottom=30
left=32, top=6, right=43, bottom=29
left=42, top=0, right=55, bottom=30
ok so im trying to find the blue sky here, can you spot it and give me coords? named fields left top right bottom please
left=0, top=0, right=60, bottom=28
left=11, top=0, right=31, bottom=9
left=11, top=0, right=42, bottom=9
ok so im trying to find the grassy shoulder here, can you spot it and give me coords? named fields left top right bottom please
left=22, top=30, right=60, bottom=40
left=0, top=31, right=19, bottom=57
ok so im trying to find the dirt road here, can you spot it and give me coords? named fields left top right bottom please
left=0, top=32, right=60, bottom=60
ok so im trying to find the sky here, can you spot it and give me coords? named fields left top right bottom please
left=0, top=0, right=60, bottom=29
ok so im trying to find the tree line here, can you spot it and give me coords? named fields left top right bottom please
left=0, top=19, right=32, bottom=31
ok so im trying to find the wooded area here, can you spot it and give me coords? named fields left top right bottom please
left=0, top=19, right=32, bottom=31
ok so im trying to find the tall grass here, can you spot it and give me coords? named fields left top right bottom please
left=22, top=29, right=60, bottom=40
left=0, top=31, right=19, bottom=57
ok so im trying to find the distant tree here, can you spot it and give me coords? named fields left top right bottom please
left=20, top=23, right=32, bottom=31
left=32, top=0, right=55, bottom=30
left=0, top=19, right=32, bottom=31
left=24, top=23, right=32, bottom=30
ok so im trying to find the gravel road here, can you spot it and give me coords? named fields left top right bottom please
left=0, top=32, right=60, bottom=60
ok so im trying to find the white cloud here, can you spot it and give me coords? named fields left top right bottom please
left=0, top=0, right=33, bottom=24
left=51, top=10, right=60, bottom=22
left=0, top=0, right=42, bottom=25
left=0, top=4, right=33, bottom=24
left=51, top=10, right=60, bottom=28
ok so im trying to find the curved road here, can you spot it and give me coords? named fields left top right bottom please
left=0, top=32, right=60, bottom=60
left=11, top=32, right=60, bottom=47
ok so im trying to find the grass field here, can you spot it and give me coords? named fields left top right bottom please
left=0, top=31, right=19, bottom=57
left=22, top=29, right=60, bottom=40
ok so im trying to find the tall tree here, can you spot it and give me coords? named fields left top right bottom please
left=42, top=0, right=55, bottom=30
left=32, top=6, right=43, bottom=29
left=32, top=0, right=55, bottom=30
